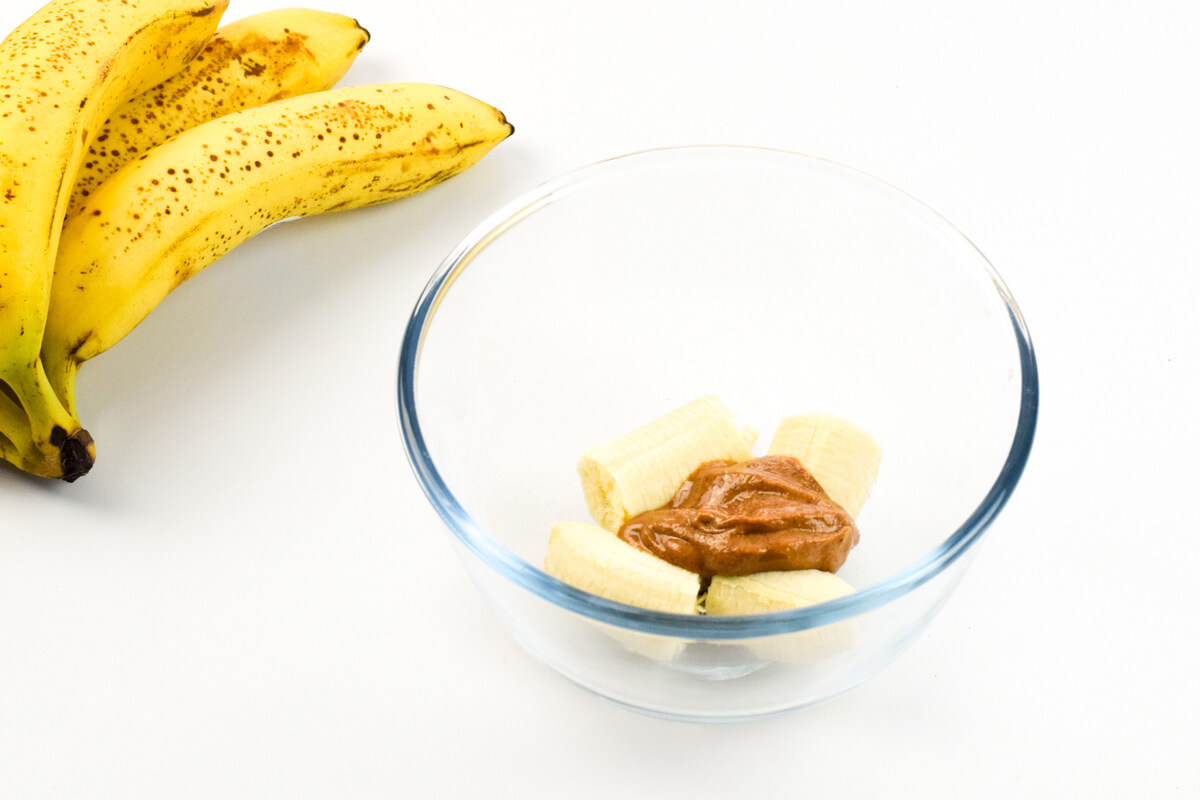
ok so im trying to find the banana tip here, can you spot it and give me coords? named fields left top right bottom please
left=59, top=429, right=95, bottom=482
left=353, top=18, right=371, bottom=47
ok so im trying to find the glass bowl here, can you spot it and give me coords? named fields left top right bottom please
left=397, top=145, right=1038, bottom=722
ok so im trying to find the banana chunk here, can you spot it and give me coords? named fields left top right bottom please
left=707, top=570, right=857, bottom=663
left=545, top=520, right=697, bottom=661
left=577, top=396, right=756, bottom=532
left=706, top=569, right=855, bottom=615
left=545, top=521, right=701, bottom=614
left=768, top=413, right=881, bottom=518
left=0, top=0, right=228, bottom=479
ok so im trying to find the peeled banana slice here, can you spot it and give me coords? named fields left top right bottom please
left=706, top=569, right=855, bottom=615
left=708, top=570, right=857, bottom=664
left=545, top=520, right=697, bottom=661
left=545, top=521, right=700, bottom=614
left=577, top=396, right=756, bottom=532
left=767, top=413, right=882, bottom=518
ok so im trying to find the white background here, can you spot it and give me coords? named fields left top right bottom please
left=2, top=0, right=1198, bottom=796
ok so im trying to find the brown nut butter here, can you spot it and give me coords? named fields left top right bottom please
left=618, top=455, right=858, bottom=577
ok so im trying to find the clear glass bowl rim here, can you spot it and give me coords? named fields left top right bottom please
left=397, top=145, right=1039, bottom=640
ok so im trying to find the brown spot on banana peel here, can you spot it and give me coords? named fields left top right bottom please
left=49, top=426, right=68, bottom=448
left=315, top=137, right=492, bottom=179
left=318, top=155, right=464, bottom=205
left=66, top=336, right=89, bottom=364
left=239, top=58, right=267, bottom=78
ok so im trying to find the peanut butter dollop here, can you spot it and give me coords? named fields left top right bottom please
left=618, top=455, right=858, bottom=577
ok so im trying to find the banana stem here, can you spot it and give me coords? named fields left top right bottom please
left=0, top=388, right=33, bottom=447
left=5, top=360, right=73, bottom=440
left=40, top=348, right=79, bottom=420
left=0, top=433, right=22, bottom=468
left=0, top=361, right=94, bottom=480
left=0, top=384, right=47, bottom=476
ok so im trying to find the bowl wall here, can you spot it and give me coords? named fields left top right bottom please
left=457, top=536, right=977, bottom=720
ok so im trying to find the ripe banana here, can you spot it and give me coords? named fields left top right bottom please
left=0, top=0, right=227, bottom=479
left=767, top=413, right=882, bottom=517
left=66, top=7, right=371, bottom=218
left=577, top=395, right=757, bottom=533
left=41, top=82, right=513, bottom=416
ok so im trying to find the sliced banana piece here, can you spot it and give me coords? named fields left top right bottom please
left=545, top=521, right=700, bottom=613
left=767, top=413, right=881, bottom=518
left=590, top=619, right=691, bottom=663
left=707, top=570, right=857, bottom=663
left=577, top=396, right=756, bottom=532
left=706, top=569, right=855, bottom=615
left=545, top=521, right=697, bottom=661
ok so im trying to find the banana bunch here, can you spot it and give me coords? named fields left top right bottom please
left=546, top=396, right=882, bottom=618
left=0, top=0, right=512, bottom=480
left=65, top=8, right=371, bottom=219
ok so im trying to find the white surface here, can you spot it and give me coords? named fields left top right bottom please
left=1, top=0, right=1196, bottom=796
